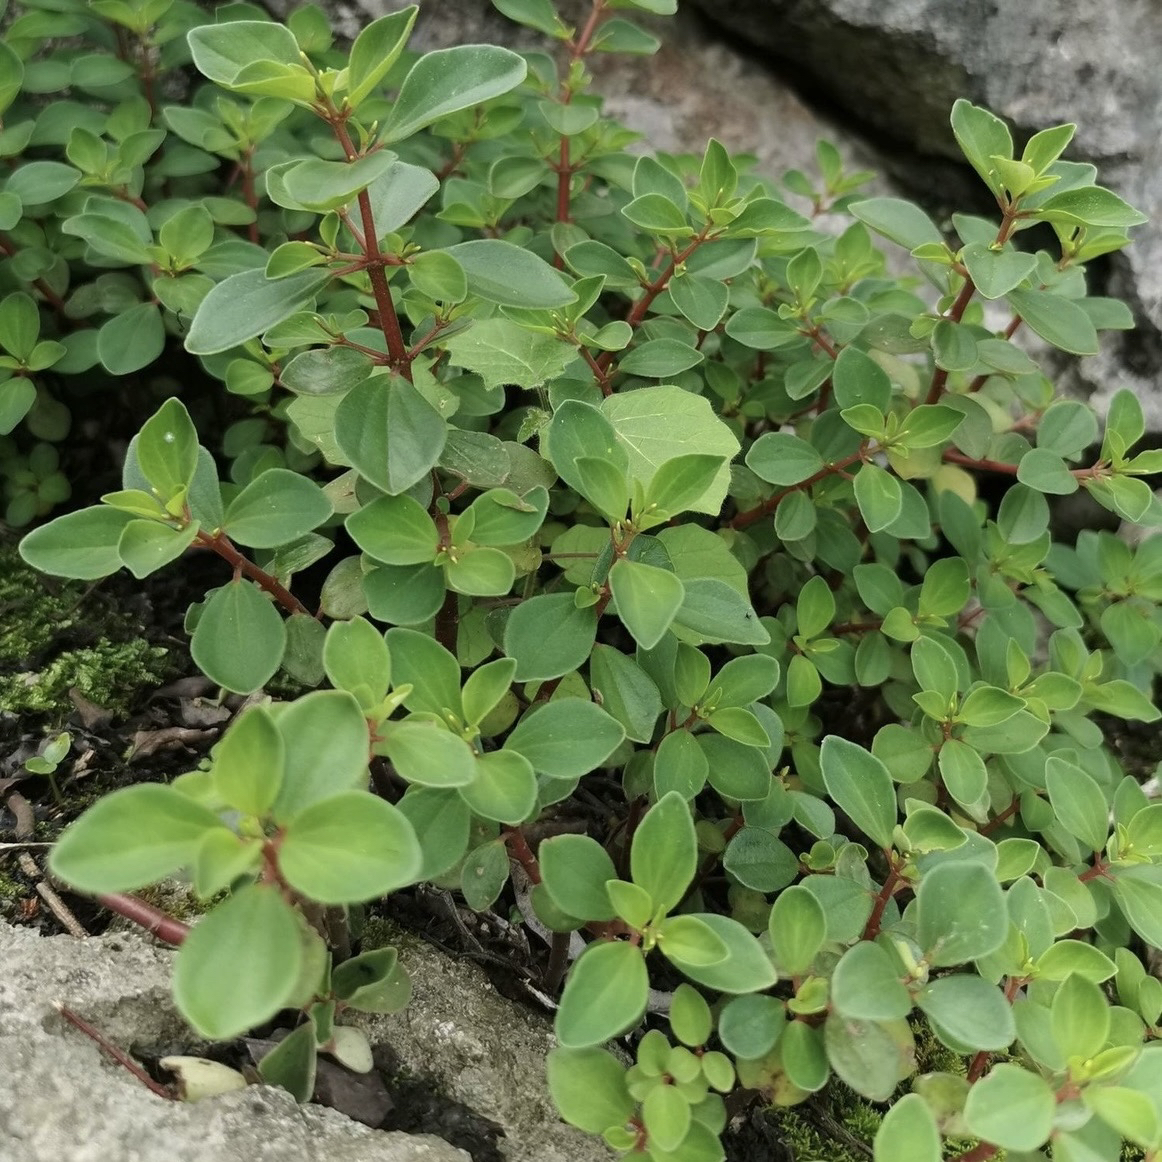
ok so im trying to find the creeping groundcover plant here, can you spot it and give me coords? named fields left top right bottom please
left=12, top=0, right=1162, bottom=1158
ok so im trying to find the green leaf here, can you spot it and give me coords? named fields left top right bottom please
left=465, top=487, right=549, bottom=546
left=707, top=707, right=770, bottom=748
left=618, top=338, right=703, bottom=378
left=98, top=303, right=165, bottom=375
left=950, top=99, right=1014, bottom=198
left=211, top=707, right=283, bottom=817
left=280, top=791, right=421, bottom=903
left=621, top=192, right=689, bottom=234
left=555, top=940, right=648, bottom=1048
left=767, top=885, right=826, bottom=976
left=631, top=791, right=697, bottom=915
left=191, top=580, right=286, bottom=695
left=493, top=0, right=569, bottom=37
left=641, top=454, right=726, bottom=520
left=187, top=21, right=302, bottom=85
left=672, top=579, right=769, bottom=646
left=1007, top=288, right=1099, bottom=356
left=820, top=736, right=896, bottom=850
left=273, top=153, right=398, bottom=213
left=1084, top=1087, right=1161, bottom=1149
left=0, top=40, right=23, bottom=117
left=1046, top=756, right=1110, bottom=852
left=504, top=592, right=597, bottom=681
left=958, top=685, right=1026, bottom=727
left=504, top=699, right=625, bottom=778
left=384, top=627, right=462, bottom=718
left=7, top=161, right=81, bottom=206
left=610, top=559, right=684, bottom=649
left=1113, top=866, right=1162, bottom=948
left=601, top=386, right=740, bottom=516
left=397, top=788, right=470, bottom=881
left=460, top=839, right=509, bottom=910
left=717, top=995, right=784, bottom=1060
left=1050, top=972, right=1110, bottom=1061
left=346, top=7, right=417, bottom=108
left=186, top=268, right=328, bottom=356
left=271, top=690, right=372, bottom=820
left=546, top=1048, right=633, bottom=1135
left=796, top=575, right=835, bottom=639
left=917, top=862, right=1007, bottom=966
left=173, top=884, right=303, bottom=1040
left=669, top=913, right=778, bottom=994
left=874, top=1093, right=941, bottom=1162
left=746, top=432, right=823, bottom=486
left=19, top=506, right=132, bottom=580
left=915, top=975, right=1016, bottom=1050
left=711, top=654, right=780, bottom=708
left=824, top=1014, right=907, bottom=1102
left=334, top=377, right=447, bottom=496
left=849, top=196, right=943, bottom=251
left=574, top=456, right=628, bottom=523
left=346, top=494, right=438, bottom=566
left=444, top=546, right=515, bottom=597
left=1039, top=185, right=1147, bottom=229
left=656, top=914, right=729, bottom=968
left=960, top=243, right=1037, bottom=299
left=323, top=616, right=390, bottom=708
left=653, top=729, right=709, bottom=800
left=133, top=398, right=198, bottom=503
left=381, top=45, right=527, bottom=142
left=962, top=1063, right=1055, bottom=1152
left=224, top=469, right=332, bottom=548
left=831, top=941, right=912, bottom=1020
left=722, top=828, right=797, bottom=893
left=385, top=721, right=476, bottom=788
left=589, top=645, right=662, bottom=743
left=1018, top=447, right=1079, bottom=495
left=540, top=834, right=618, bottom=922
left=461, top=656, right=517, bottom=728
left=853, top=463, right=903, bottom=533
left=258, top=1021, right=316, bottom=1103
left=669, top=271, right=729, bottom=330
left=115, top=520, right=198, bottom=580
left=50, top=784, right=222, bottom=892
left=441, top=239, right=575, bottom=308
left=445, top=318, right=575, bottom=389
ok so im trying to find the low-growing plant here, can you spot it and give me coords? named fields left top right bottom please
left=13, top=0, right=1162, bottom=1158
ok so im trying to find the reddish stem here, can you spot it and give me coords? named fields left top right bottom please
left=949, top=1144, right=998, bottom=1162
left=194, top=530, right=311, bottom=618
left=55, top=1004, right=175, bottom=1099
left=594, top=229, right=715, bottom=376
left=328, top=114, right=412, bottom=381
left=979, top=797, right=1021, bottom=836
left=861, top=856, right=903, bottom=941
left=924, top=210, right=1018, bottom=405
left=503, top=826, right=542, bottom=884
left=96, top=892, right=190, bottom=945
left=942, top=448, right=1103, bottom=481
left=0, top=233, right=69, bottom=317
left=730, top=447, right=866, bottom=530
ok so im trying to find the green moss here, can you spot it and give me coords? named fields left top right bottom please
left=0, top=637, right=170, bottom=718
left=0, top=542, right=174, bottom=720
left=0, top=546, right=84, bottom=664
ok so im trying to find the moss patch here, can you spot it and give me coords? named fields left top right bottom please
left=0, top=542, right=174, bottom=721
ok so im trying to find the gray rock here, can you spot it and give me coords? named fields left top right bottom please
left=685, top=0, right=1162, bottom=423
left=352, top=925, right=614, bottom=1162
left=0, top=923, right=468, bottom=1162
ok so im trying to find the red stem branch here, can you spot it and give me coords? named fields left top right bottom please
left=195, top=530, right=311, bottom=618
left=96, top=892, right=190, bottom=945
left=55, top=1004, right=175, bottom=1100
left=731, top=447, right=866, bottom=530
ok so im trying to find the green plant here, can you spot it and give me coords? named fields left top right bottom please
left=14, top=0, right=1162, bottom=1158
left=24, top=728, right=71, bottom=803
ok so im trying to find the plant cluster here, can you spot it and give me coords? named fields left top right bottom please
left=11, top=0, right=1162, bottom=1159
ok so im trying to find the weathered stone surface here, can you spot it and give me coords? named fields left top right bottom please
left=0, top=923, right=468, bottom=1162
left=684, top=0, right=1162, bottom=422
left=353, top=925, right=615, bottom=1162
